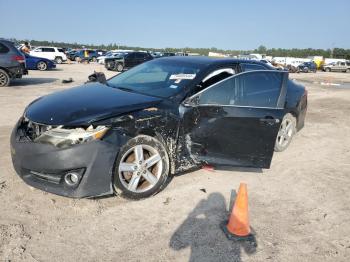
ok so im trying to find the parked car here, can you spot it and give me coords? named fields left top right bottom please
left=97, top=51, right=123, bottom=64
left=68, top=49, right=99, bottom=62
left=297, top=62, right=317, bottom=73
left=30, top=46, right=67, bottom=64
left=105, top=51, right=153, bottom=71
left=322, top=61, right=350, bottom=72
left=0, top=39, right=27, bottom=87
left=11, top=57, right=307, bottom=199
left=23, top=53, right=56, bottom=71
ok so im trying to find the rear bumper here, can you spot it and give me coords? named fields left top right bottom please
left=7, top=65, right=26, bottom=78
left=10, top=122, right=119, bottom=198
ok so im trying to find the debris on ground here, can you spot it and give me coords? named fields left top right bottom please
left=163, top=197, right=171, bottom=205
left=62, top=78, right=73, bottom=83
left=199, top=188, right=207, bottom=193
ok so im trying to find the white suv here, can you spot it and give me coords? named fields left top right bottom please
left=30, top=46, right=67, bottom=64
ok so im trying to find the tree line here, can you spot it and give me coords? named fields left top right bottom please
left=8, top=38, right=350, bottom=59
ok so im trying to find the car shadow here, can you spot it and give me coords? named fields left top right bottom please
left=10, top=77, right=58, bottom=87
left=169, top=192, right=258, bottom=262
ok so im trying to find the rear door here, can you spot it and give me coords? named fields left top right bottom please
left=41, top=47, right=55, bottom=60
left=182, top=70, right=288, bottom=168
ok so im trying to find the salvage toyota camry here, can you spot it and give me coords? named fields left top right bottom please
left=11, top=57, right=307, bottom=199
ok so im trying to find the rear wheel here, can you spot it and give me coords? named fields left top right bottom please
left=116, top=63, right=124, bottom=72
left=91, top=57, right=97, bottom=62
left=37, top=61, right=48, bottom=71
left=325, top=68, right=331, bottom=72
left=274, top=113, right=296, bottom=152
left=303, top=67, right=309, bottom=73
left=0, top=69, right=10, bottom=87
left=113, top=135, right=170, bottom=199
left=55, top=57, right=63, bottom=64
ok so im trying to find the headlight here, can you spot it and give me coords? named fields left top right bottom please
left=34, top=125, right=109, bottom=148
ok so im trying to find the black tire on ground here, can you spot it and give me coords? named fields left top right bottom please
left=55, top=57, right=63, bottom=64
left=274, top=113, right=297, bottom=152
left=303, top=67, right=309, bottom=73
left=37, top=61, right=48, bottom=71
left=0, top=69, right=10, bottom=87
left=326, top=68, right=331, bottom=72
left=116, top=63, right=124, bottom=72
left=91, top=57, right=97, bottom=62
left=346, top=69, right=350, bottom=73
left=113, top=135, right=170, bottom=199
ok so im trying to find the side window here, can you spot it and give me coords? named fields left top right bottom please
left=198, top=71, right=284, bottom=108
left=200, top=67, right=236, bottom=90
left=58, top=48, right=64, bottom=53
left=340, top=62, right=346, bottom=66
left=42, top=48, right=55, bottom=52
left=34, top=48, right=42, bottom=52
left=0, top=43, right=10, bottom=53
left=127, top=53, right=136, bottom=59
left=241, top=63, right=267, bottom=71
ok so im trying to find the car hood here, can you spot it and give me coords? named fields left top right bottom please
left=25, top=83, right=163, bottom=126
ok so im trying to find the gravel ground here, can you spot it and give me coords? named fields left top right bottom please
left=0, top=64, right=350, bottom=262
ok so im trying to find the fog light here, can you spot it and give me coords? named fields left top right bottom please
left=64, top=172, right=80, bottom=186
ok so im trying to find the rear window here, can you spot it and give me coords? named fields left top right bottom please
left=0, top=43, right=10, bottom=53
left=241, top=63, right=267, bottom=71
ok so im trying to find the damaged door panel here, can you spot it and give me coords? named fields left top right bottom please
left=181, top=70, right=288, bottom=168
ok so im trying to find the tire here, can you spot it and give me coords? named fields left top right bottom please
left=303, top=67, right=309, bottom=73
left=113, top=135, right=170, bottom=199
left=55, top=57, right=63, bottom=64
left=346, top=68, right=350, bottom=73
left=274, top=113, right=297, bottom=152
left=325, top=68, right=331, bottom=72
left=75, top=56, right=80, bottom=62
left=116, top=63, right=124, bottom=72
left=106, top=61, right=115, bottom=71
left=36, top=61, right=48, bottom=71
left=0, top=69, right=10, bottom=87
left=91, top=57, right=97, bottom=62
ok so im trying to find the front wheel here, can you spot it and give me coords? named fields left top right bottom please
left=0, top=69, right=10, bottom=87
left=91, top=57, right=97, bottom=62
left=325, top=68, right=331, bottom=72
left=113, top=135, right=170, bottom=199
left=37, top=61, right=48, bottom=71
left=274, top=113, right=297, bottom=152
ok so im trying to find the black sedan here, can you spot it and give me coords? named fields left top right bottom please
left=105, top=51, right=153, bottom=72
left=10, top=57, right=307, bottom=199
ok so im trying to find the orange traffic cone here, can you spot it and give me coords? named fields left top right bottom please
left=221, top=183, right=252, bottom=240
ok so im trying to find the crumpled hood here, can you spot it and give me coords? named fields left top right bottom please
left=25, top=83, right=162, bottom=126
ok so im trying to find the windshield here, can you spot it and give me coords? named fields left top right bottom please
left=107, top=59, right=204, bottom=98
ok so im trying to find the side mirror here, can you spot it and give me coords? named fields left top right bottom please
left=183, top=95, right=200, bottom=106
left=88, top=72, right=107, bottom=84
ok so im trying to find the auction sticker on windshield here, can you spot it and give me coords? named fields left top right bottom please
left=169, top=74, right=196, bottom=80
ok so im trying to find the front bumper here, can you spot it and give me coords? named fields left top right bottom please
left=10, top=122, right=119, bottom=198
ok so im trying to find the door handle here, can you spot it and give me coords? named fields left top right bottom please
left=259, top=117, right=280, bottom=125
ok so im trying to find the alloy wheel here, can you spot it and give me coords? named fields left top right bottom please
left=118, top=144, right=163, bottom=193
left=277, top=118, right=294, bottom=148
left=37, top=61, right=47, bottom=70
left=0, top=71, right=9, bottom=86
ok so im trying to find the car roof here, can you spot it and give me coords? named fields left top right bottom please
left=157, top=56, right=270, bottom=67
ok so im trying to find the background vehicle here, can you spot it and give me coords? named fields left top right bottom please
left=322, top=61, right=350, bottom=72
left=11, top=58, right=307, bottom=199
left=297, top=61, right=317, bottom=73
left=105, top=51, right=153, bottom=71
left=30, top=46, right=67, bottom=64
left=97, top=51, right=123, bottom=64
left=0, top=39, right=27, bottom=87
left=23, top=53, right=56, bottom=71
left=68, top=50, right=99, bottom=62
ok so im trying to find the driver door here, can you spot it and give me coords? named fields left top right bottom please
left=181, top=70, right=288, bottom=168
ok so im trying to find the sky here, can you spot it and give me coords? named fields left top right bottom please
left=0, top=0, right=349, bottom=50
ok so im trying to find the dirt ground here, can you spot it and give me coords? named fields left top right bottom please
left=1, top=63, right=350, bottom=262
